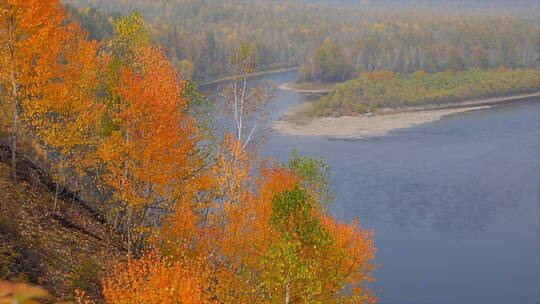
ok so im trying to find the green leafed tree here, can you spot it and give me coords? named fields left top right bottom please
left=301, top=43, right=355, bottom=83
left=261, top=187, right=339, bottom=304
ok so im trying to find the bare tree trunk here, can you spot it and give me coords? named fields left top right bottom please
left=8, top=16, right=18, bottom=182
left=53, top=183, right=60, bottom=216
left=113, top=211, right=120, bottom=231
left=123, top=128, right=131, bottom=256
left=70, top=178, right=78, bottom=210
left=10, top=84, right=17, bottom=182
left=134, top=204, right=151, bottom=255
left=285, top=274, right=291, bottom=304
left=127, top=205, right=133, bottom=258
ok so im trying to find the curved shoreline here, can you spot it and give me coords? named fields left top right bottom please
left=278, top=82, right=332, bottom=94
left=273, top=91, right=540, bottom=138
left=200, top=67, right=298, bottom=87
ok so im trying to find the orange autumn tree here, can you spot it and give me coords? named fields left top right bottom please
left=100, top=114, right=376, bottom=304
left=153, top=132, right=257, bottom=303
left=205, top=136, right=265, bottom=303
left=211, top=166, right=297, bottom=303
left=321, top=216, right=377, bottom=303
left=102, top=251, right=215, bottom=304
left=0, top=0, right=73, bottom=181
left=212, top=133, right=255, bottom=209
left=0, top=0, right=104, bottom=213
left=97, top=19, right=376, bottom=303
left=105, top=157, right=377, bottom=304
left=96, top=43, right=204, bottom=254
left=0, top=280, right=50, bottom=304
left=215, top=166, right=377, bottom=304
left=149, top=86, right=376, bottom=302
left=156, top=132, right=247, bottom=251
left=25, top=25, right=104, bottom=214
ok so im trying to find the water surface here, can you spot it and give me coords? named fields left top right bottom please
left=254, top=71, right=540, bottom=304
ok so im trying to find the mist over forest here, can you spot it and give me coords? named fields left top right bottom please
left=291, top=0, right=539, bottom=8
left=62, top=0, right=540, bottom=82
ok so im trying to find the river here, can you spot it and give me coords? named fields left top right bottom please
left=209, top=70, right=540, bottom=304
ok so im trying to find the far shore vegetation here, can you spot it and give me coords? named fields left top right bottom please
left=305, top=68, right=540, bottom=117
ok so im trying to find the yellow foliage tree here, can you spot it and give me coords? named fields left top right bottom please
left=0, top=0, right=73, bottom=181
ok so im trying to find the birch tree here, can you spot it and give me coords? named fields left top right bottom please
left=219, top=43, right=273, bottom=151
left=0, top=0, right=71, bottom=181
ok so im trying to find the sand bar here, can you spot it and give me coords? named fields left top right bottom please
left=273, top=91, right=540, bottom=138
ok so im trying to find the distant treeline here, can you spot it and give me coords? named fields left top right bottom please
left=290, top=0, right=540, bottom=9
left=309, top=68, right=540, bottom=116
left=298, top=17, right=540, bottom=82
left=62, top=0, right=540, bottom=82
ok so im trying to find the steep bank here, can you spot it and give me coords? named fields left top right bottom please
left=0, top=149, right=123, bottom=301
left=273, top=92, right=540, bottom=138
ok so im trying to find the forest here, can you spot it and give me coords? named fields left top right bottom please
left=0, top=1, right=376, bottom=303
left=1, top=0, right=540, bottom=303
left=309, top=68, right=540, bottom=116
left=62, top=0, right=540, bottom=82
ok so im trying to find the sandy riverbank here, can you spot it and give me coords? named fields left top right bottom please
left=273, top=91, right=540, bottom=138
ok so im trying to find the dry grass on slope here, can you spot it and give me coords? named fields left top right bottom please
left=0, top=160, right=124, bottom=302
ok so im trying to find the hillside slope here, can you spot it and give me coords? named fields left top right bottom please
left=0, top=155, right=124, bottom=301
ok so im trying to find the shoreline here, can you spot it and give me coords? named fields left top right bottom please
left=278, top=82, right=333, bottom=94
left=273, top=91, right=540, bottom=138
left=200, top=67, right=298, bottom=87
